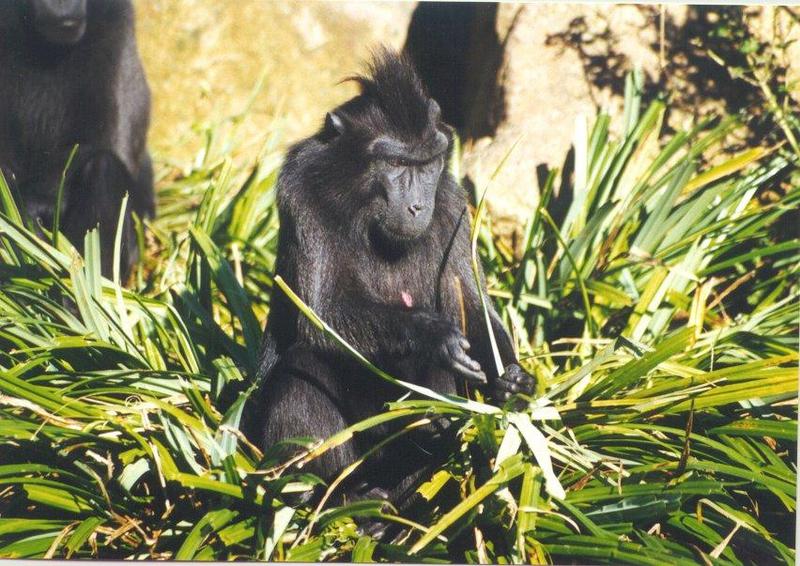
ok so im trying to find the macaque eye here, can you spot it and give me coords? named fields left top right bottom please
left=384, top=157, right=413, bottom=168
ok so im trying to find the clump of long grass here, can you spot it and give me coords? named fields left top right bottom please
left=0, top=75, right=796, bottom=563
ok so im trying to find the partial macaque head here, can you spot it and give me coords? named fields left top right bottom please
left=28, top=0, right=88, bottom=45
left=321, top=50, right=451, bottom=246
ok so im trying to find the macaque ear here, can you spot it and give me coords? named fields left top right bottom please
left=325, top=112, right=346, bottom=136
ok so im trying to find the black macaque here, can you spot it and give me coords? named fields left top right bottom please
left=0, top=0, right=154, bottom=278
left=257, top=50, right=535, bottom=511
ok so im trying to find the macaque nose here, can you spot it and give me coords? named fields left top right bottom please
left=408, top=203, right=424, bottom=216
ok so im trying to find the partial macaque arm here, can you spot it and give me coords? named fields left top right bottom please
left=305, top=291, right=487, bottom=385
left=462, top=284, right=536, bottom=402
left=446, top=207, right=536, bottom=401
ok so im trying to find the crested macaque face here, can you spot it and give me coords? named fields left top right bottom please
left=367, top=124, right=448, bottom=242
left=325, top=99, right=450, bottom=245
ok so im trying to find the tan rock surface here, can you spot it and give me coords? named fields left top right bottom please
left=748, top=6, right=800, bottom=105
left=462, top=4, right=690, bottom=239
left=134, top=0, right=415, bottom=164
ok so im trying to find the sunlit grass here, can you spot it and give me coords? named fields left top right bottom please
left=0, top=77, right=797, bottom=563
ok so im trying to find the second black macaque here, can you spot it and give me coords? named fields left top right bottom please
left=257, top=50, right=535, bottom=511
left=0, top=0, right=154, bottom=279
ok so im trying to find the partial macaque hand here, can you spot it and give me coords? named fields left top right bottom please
left=435, top=328, right=487, bottom=385
left=493, top=363, right=536, bottom=403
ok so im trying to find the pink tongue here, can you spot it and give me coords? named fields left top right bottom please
left=401, top=291, right=414, bottom=308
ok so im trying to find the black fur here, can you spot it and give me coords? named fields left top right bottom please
left=0, top=0, right=154, bottom=278
left=257, top=50, right=535, bottom=506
